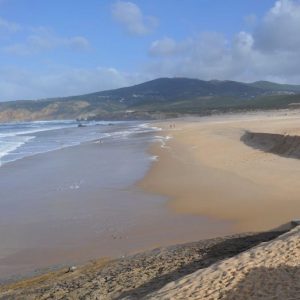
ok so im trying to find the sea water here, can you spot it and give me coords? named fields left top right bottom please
left=0, top=120, right=161, bottom=166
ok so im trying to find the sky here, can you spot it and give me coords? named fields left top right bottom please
left=0, top=0, right=300, bottom=100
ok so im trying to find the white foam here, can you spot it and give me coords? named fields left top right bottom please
left=150, top=155, right=159, bottom=161
left=0, top=121, right=79, bottom=166
left=0, top=120, right=163, bottom=167
left=139, top=123, right=162, bottom=132
left=0, top=127, right=65, bottom=138
left=0, top=135, right=34, bottom=166
left=70, top=184, right=80, bottom=190
left=0, top=122, right=77, bottom=138
left=154, top=135, right=173, bottom=148
left=102, top=124, right=161, bottom=140
left=107, top=130, right=133, bottom=139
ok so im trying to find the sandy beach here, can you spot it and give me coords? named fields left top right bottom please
left=1, top=111, right=300, bottom=299
left=0, top=122, right=231, bottom=283
left=140, top=110, right=300, bottom=232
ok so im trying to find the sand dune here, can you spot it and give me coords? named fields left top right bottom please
left=146, top=225, right=300, bottom=299
left=0, top=229, right=287, bottom=299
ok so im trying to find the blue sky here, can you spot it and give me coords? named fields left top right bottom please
left=0, top=0, right=299, bottom=100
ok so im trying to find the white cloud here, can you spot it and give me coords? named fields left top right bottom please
left=0, top=66, right=145, bottom=101
left=147, top=0, right=300, bottom=84
left=147, top=32, right=233, bottom=79
left=254, top=0, right=300, bottom=52
left=0, top=17, right=21, bottom=33
left=233, top=31, right=254, bottom=56
left=149, top=37, right=178, bottom=56
left=112, top=1, right=158, bottom=36
left=3, top=27, right=90, bottom=55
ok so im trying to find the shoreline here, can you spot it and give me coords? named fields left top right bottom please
left=140, top=111, right=300, bottom=232
left=0, top=121, right=232, bottom=284
left=1, top=110, right=300, bottom=297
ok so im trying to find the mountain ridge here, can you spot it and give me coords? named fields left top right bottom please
left=1, top=77, right=300, bottom=122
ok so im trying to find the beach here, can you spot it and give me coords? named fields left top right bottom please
left=140, top=110, right=300, bottom=232
left=0, top=121, right=231, bottom=283
left=1, top=110, right=300, bottom=298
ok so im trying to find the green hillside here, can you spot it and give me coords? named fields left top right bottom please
left=1, top=78, right=300, bottom=122
left=250, top=81, right=300, bottom=93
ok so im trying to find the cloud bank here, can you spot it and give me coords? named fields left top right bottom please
left=0, top=66, right=145, bottom=101
left=3, top=27, right=90, bottom=55
left=148, top=0, right=300, bottom=84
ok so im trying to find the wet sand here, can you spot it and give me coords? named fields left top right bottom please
left=0, top=132, right=231, bottom=282
left=140, top=110, right=300, bottom=232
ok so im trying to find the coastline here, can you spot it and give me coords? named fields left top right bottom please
left=1, top=111, right=300, bottom=298
left=0, top=121, right=232, bottom=284
left=140, top=110, right=300, bottom=232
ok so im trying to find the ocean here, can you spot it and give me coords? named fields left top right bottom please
left=0, top=119, right=174, bottom=281
left=0, top=120, right=162, bottom=166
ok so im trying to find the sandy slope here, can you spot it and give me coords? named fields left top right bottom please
left=140, top=110, right=300, bottom=231
left=146, top=225, right=300, bottom=299
left=0, top=230, right=285, bottom=300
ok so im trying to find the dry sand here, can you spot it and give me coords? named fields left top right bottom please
left=140, top=110, right=300, bottom=232
left=146, top=225, right=300, bottom=300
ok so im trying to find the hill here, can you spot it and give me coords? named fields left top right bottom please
left=1, top=78, right=300, bottom=122
left=250, top=81, right=300, bottom=93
